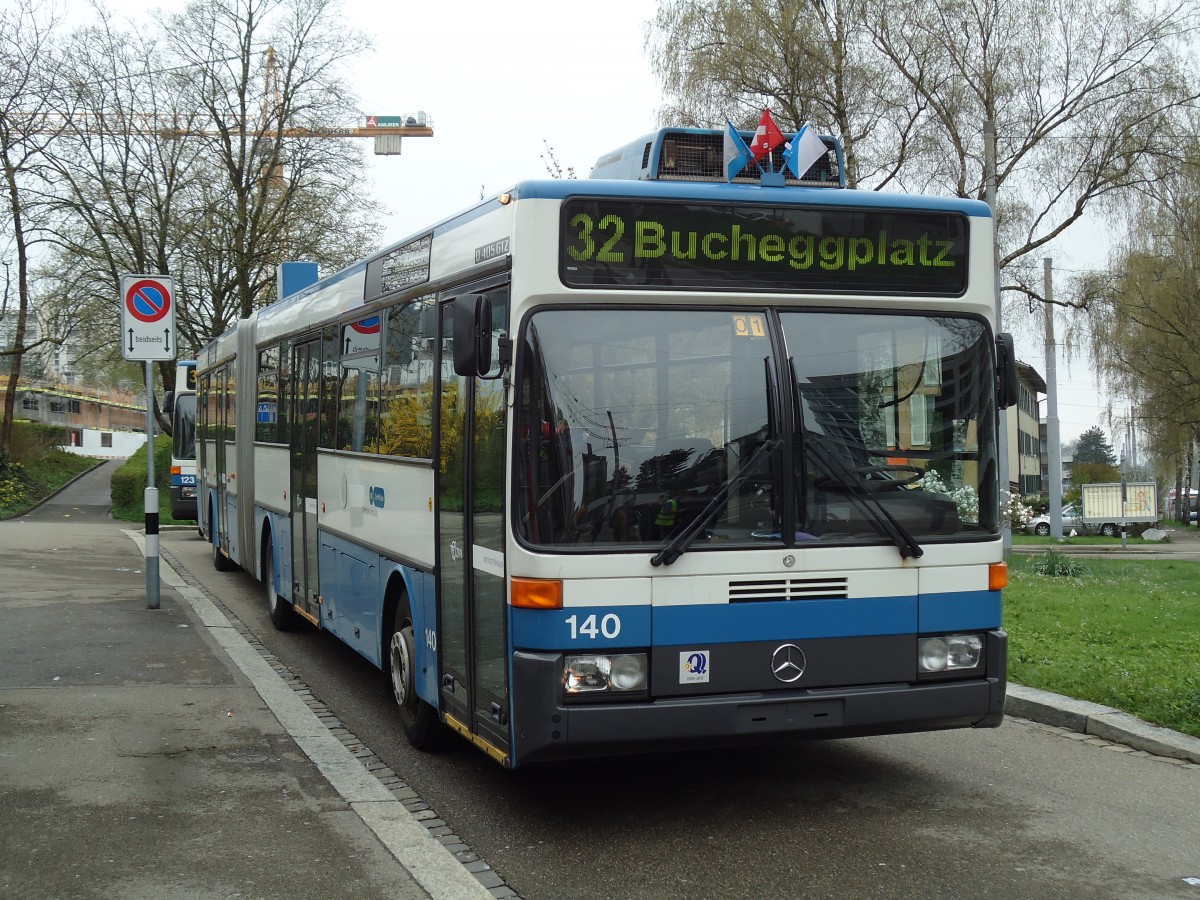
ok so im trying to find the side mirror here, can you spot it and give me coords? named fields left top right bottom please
left=163, top=390, right=176, bottom=416
left=995, top=332, right=1018, bottom=410
left=452, top=294, right=493, bottom=377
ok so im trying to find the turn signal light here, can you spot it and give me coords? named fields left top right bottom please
left=989, top=562, right=1007, bottom=591
left=511, top=577, right=562, bottom=609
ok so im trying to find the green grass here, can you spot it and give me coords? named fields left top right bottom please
left=1005, top=552, right=1200, bottom=738
left=0, top=421, right=99, bottom=518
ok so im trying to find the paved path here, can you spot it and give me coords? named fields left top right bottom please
left=2, top=463, right=497, bottom=900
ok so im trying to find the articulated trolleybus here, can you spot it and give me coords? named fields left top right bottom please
left=197, top=127, right=1018, bottom=767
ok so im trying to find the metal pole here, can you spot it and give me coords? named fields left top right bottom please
left=1044, top=259, right=1063, bottom=539
left=144, top=360, right=160, bottom=609
left=985, top=121, right=1010, bottom=554
left=1120, top=425, right=1128, bottom=549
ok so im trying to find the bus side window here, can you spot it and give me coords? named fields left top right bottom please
left=256, top=345, right=281, bottom=442
left=338, top=357, right=379, bottom=453
left=377, top=297, right=435, bottom=459
left=319, top=326, right=339, bottom=449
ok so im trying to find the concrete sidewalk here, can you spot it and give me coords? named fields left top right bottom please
left=0, top=509, right=493, bottom=900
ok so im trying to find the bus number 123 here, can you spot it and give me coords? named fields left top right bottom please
left=565, top=613, right=622, bottom=640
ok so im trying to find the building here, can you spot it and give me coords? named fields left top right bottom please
left=1040, top=430, right=1073, bottom=498
left=0, top=375, right=146, bottom=456
left=1006, top=361, right=1045, bottom=496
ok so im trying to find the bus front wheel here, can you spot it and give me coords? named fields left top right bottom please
left=389, top=604, right=442, bottom=750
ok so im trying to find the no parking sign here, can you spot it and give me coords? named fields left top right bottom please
left=120, top=274, right=177, bottom=361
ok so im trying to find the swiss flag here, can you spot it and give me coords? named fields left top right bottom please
left=750, top=109, right=785, bottom=161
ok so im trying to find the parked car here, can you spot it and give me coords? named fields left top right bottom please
left=1024, top=503, right=1122, bottom=537
left=1025, top=503, right=1083, bottom=535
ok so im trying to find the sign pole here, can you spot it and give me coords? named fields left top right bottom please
left=145, top=360, right=160, bottom=609
left=119, top=273, right=175, bottom=610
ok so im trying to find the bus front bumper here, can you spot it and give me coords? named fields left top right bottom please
left=510, top=646, right=1006, bottom=766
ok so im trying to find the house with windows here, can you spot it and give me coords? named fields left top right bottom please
left=1006, top=361, right=1045, bottom=497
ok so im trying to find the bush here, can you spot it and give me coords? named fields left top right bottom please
left=110, top=434, right=172, bottom=514
left=1032, top=548, right=1088, bottom=577
left=0, top=420, right=97, bottom=517
left=110, top=434, right=193, bottom=524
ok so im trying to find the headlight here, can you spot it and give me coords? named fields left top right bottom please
left=563, top=653, right=648, bottom=698
left=918, top=634, right=984, bottom=675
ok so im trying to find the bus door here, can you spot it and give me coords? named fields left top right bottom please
left=437, top=295, right=510, bottom=761
left=289, top=337, right=321, bottom=623
left=212, top=366, right=228, bottom=549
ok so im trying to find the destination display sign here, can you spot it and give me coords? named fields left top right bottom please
left=365, top=233, right=432, bottom=301
left=559, top=199, right=968, bottom=295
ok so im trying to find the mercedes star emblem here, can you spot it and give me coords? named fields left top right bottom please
left=771, top=643, right=806, bottom=683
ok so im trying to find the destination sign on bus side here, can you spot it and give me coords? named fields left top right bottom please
left=559, top=199, right=968, bottom=295
left=365, top=233, right=432, bottom=302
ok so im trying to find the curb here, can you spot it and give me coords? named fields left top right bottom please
left=140, top=531, right=513, bottom=899
left=1006, top=684, right=1200, bottom=764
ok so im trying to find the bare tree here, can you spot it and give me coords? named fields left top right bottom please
left=648, top=0, right=927, bottom=188
left=869, top=0, right=1200, bottom=309
left=0, top=0, right=62, bottom=454
left=1090, top=120, right=1200, bottom=503
left=34, top=0, right=381, bottom=421
left=164, top=0, right=379, bottom=324
left=646, top=0, right=1200, bottom=312
left=37, top=10, right=211, bottom=417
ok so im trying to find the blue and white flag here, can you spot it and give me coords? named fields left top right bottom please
left=723, top=119, right=754, bottom=182
left=782, top=123, right=827, bottom=179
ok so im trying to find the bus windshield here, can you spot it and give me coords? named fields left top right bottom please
left=172, top=393, right=196, bottom=462
left=514, top=308, right=998, bottom=551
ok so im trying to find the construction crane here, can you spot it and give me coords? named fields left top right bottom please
left=259, top=47, right=432, bottom=156
left=271, top=113, right=433, bottom=155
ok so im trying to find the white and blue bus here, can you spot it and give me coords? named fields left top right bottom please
left=165, top=360, right=197, bottom=521
left=197, top=127, right=1018, bottom=767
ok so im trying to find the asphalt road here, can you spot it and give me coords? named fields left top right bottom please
left=160, top=527, right=1200, bottom=900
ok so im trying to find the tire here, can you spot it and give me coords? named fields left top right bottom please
left=212, top=526, right=234, bottom=572
left=388, top=600, right=443, bottom=750
left=1035, top=522, right=1050, bottom=536
left=263, top=536, right=296, bottom=631
left=1100, top=522, right=1118, bottom=537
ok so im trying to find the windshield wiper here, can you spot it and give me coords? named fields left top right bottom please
left=651, top=359, right=780, bottom=568
left=650, top=436, right=781, bottom=567
left=790, top=359, right=923, bottom=560
left=804, top=439, right=923, bottom=559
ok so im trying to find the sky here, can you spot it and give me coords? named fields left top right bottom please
left=101, top=0, right=1113, bottom=445
left=343, top=0, right=1117, bottom=447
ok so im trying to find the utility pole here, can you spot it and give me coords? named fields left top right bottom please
left=1044, top=259, right=1063, bottom=539
left=985, top=121, right=1010, bottom=553
left=1120, top=415, right=1129, bottom=549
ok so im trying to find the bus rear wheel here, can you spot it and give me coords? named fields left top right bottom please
left=389, top=604, right=442, bottom=750
left=263, top=536, right=296, bottom=631
left=212, top=529, right=234, bottom=572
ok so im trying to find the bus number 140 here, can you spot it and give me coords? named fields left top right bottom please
left=565, top=613, right=621, bottom=640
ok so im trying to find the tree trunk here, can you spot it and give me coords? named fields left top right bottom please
left=0, top=169, right=33, bottom=457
